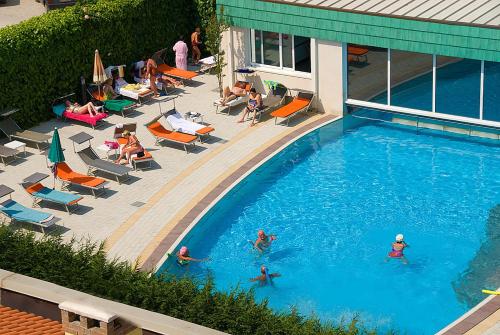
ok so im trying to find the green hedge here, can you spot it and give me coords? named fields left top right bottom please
left=0, top=227, right=382, bottom=335
left=0, top=0, right=196, bottom=127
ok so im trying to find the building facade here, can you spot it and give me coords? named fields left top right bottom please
left=218, top=0, right=500, bottom=128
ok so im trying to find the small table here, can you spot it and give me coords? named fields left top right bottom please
left=184, top=112, right=203, bottom=124
left=96, top=144, right=118, bottom=161
left=4, top=140, right=26, bottom=157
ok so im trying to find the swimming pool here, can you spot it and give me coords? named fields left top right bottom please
left=158, top=117, right=500, bottom=334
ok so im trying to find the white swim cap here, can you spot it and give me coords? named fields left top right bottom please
left=396, top=234, right=404, bottom=242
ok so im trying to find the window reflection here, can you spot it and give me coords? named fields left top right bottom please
left=263, top=31, right=280, bottom=67
left=282, top=34, right=293, bottom=68
left=294, top=36, right=311, bottom=72
left=347, top=44, right=388, bottom=104
left=436, top=57, right=481, bottom=119
left=483, top=61, right=500, bottom=122
left=390, top=50, right=433, bottom=111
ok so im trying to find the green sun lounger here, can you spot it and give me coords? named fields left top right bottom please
left=103, top=99, right=136, bottom=117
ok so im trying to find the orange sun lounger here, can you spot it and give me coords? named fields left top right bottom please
left=157, top=64, right=198, bottom=81
left=55, top=162, right=108, bottom=197
left=270, top=92, right=314, bottom=126
left=145, top=115, right=198, bottom=153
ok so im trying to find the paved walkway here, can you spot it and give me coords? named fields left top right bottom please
left=0, top=0, right=45, bottom=28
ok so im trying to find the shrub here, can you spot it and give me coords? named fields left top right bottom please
left=0, top=226, right=382, bottom=335
left=0, top=0, right=197, bottom=128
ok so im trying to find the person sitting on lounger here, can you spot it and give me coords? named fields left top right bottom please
left=114, top=130, right=144, bottom=165
left=176, top=246, right=207, bottom=266
left=250, top=265, right=280, bottom=284
left=102, top=77, right=119, bottom=100
left=65, top=101, right=101, bottom=117
left=219, top=81, right=248, bottom=106
left=238, top=88, right=263, bottom=126
left=254, top=229, right=276, bottom=252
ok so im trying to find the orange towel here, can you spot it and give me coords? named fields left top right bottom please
left=56, top=163, right=105, bottom=188
left=157, top=64, right=197, bottom=80
left=271, top=97, right=310, bottom=118
left=147, top=122, right=197, bottom=143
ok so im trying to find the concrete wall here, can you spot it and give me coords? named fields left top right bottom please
left=222, top=27, right=345, bottom=115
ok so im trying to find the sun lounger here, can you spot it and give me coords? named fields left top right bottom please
left=21, top=173, right=82, bottom=214
left=270, top=91, right=314, bottom=126
left=52, top=94, right=108, bottom=129
left=163, top=109, right=214, bottom=142
left=0, top=185, right=60, bottom=233
left=0, top=118, right=50, bottom=151
left=145, top=115, right=197, bottom=153
left=250, top=84, right=289, bottom=123
left=77, top=147, right=132, bottom=183
left=199, top=55, right=217, bottom=73
left=157, top=64, right=198, bottom=81
left=348, top=46, right=369, bottom=63
left=213, top=81, right=253, bottom=115
left=87, top=85, right=136, bottom=118
left=0, top=145, right=19, bottom=166
left=54, top=162, right=108, bottom=198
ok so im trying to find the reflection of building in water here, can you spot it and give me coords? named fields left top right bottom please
left=453, top=205, right=500, bottom=307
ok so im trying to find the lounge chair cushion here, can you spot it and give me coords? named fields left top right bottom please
left=147, top=122, right=197, bottom=143
left=27, top=183, right=82, bottom=205
left=0, top=199, right=53, bottom=224
left=196, top=126, right=215, bottom=135
left=157, top=64, right=197, bottom=80
left=103, top=100, right=135, bottom=112
left=271, top=97, right=310, bottom=118
left=63, top=111, right=108, bottom=127
left=56, top=163, right=106, bottom=188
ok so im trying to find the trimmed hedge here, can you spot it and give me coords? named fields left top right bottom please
left=0, top=0, right=196, bottom=127
left=0, top=227, right=381, bottom=335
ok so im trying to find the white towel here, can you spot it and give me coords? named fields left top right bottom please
left=165, top=111, right=205, bottom=135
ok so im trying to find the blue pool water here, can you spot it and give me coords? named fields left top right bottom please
left=158, top=118, right=500, bottom=334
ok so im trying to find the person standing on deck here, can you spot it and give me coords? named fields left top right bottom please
left=173, top=35, right=189, bottom=70
left=191, top=27, right=202, bottom=64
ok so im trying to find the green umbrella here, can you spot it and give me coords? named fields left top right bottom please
left=48, top=127, right=65, bottom=188
left=48, top=127, right=65, bottom=164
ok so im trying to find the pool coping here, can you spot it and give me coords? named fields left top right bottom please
left=436, top=292, right=500, bottom=335
left=140, top=113, right=340, bottom=272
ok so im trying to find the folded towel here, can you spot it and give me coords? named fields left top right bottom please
left=166, top=111, right=205, bottom=135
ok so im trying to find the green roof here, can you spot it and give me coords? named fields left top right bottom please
left=218, top=0, right=500, bottom=62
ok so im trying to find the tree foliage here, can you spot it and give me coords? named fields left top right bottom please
left=0, top=226, right=383, bottom=335
left=205, top=6, right=229, bottom=97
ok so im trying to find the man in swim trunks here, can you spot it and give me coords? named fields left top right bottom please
left=250, top=265, right=280, bottom=283
left=191, top=27, right=201, bottom=64
left=387, top=234, right=409, bottom=264
left=254, top=230, right=276, bottom=252
left=176, top=246, right=208, bottom=266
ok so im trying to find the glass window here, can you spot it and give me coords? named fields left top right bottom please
left=347, top=44, right=388, bottom=104
left=436, top=57, right=481, bottom=119
left=390, top=50, right=433, bottom=111
left=483, top=61, right=500, bottom=122
left=282, top=34, right=293, bottom=69
left=263, top=31, right=280, bottom=67
left=294, top=36, right=311, bottom=72
left=253, top=30, right=262, bottom=64
left=251, top=30, right=310, bottom=73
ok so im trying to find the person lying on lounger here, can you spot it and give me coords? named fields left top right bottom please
left=114, top=130, right=144, bottom=165
left=65, top=101, right=102, bottom=117
left=219, top=81, right=248, bottom=106
left=238, top=88, right=263, bottom=126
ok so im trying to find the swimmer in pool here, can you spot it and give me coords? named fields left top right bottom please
left=250, top=265, right=281, bottom=283
left=387, top=234, right=409, bottom=264
left=254, top=230, right=276, bottom=252
left=176, top=246, right=208, bottom=266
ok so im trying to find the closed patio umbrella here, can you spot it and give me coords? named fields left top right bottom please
left=48, top=127, right=65, bottom=188
left=93, top=49, right=108, bottom=96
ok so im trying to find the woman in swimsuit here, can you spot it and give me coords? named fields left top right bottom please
left=146, top=58, right=161, bottom=97
left=64, top=100, right=101, bottom=116
left=387, top=234, right=409, bottom=264
left=176, top=246, right=207, bottom=266
left=238, top=88, right=263, bottom=126
left=219, top=81, right=247, bottom=106
left=114, top=130, right=143, bottom=165
left=191, top=28, right=201, bottom=64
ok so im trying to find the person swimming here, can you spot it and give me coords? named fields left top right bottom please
left=254, top=230, right=276, bottom=252
left=176, top=246, right=208, bottom=266
left=387, top=234, right=409, bottom=264
left=250, top=265, right=281, bottom=284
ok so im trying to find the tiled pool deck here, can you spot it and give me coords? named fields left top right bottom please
left=0, top=73, right=497, bottom=334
